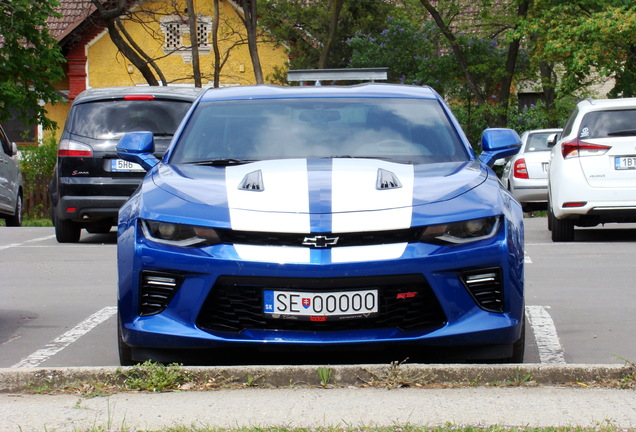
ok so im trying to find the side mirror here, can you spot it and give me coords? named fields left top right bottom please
left=547, top=133, right=558, bottom=148
left=116, top=132, right=159, bottom=171
left=10, top=142, right=18, bottom=157
left=478, top=128, right=522, bottom=168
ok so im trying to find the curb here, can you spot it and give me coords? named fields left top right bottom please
left=1, top=363, right=633, bottom=393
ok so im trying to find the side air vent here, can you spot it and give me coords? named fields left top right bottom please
left=139, top=271, right=184, bottom=316
left=460, top=268, right=504, bottom=313
left=239, top=170, right=264, bottom=191
left=376, top=168, right=402, bottom=190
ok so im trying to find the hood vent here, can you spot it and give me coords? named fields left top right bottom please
left=376, top=168, right=403, bottom=190
left=239, top=170, right=264, bottom=191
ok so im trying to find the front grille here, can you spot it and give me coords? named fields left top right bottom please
left=216, top=228, right=421, bottom=249
left=460, top=268, right=504, bottom=312
left=196, top=274, right=446, bottom=334
left=139, top=271, right=184, bottom=316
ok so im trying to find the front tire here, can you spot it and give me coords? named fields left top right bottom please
left=118, top=313, right=134, bottom=366
left=504, top=316, right=525, bottom=363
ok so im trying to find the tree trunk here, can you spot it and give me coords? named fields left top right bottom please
left=495, top=0, right=531, bottom=127
left=212, top=0, right=221, bottom=88
left=318, top=0, right=344, bottom=69
left=92, top=0, right=159, bottom=86
left=106, top=20, right=159, bottom=85
left=239, top=0, right=264, bottom=84
left=116, top=19, right=167, bottom=86
left=186, top=0, right=202, bottom=87
left=418, top=0, right=486, bottom=106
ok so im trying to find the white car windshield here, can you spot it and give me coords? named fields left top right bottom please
left=170, top=98, right=468, bottom=165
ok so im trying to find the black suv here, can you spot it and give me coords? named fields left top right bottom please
left=50, top=86, right=202, bottom=242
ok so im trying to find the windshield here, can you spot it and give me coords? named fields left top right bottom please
left=70, top=99, right=193, bottom=139
left=170, top=98, right=468, bottom=164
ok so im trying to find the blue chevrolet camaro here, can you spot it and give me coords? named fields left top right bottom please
left=116, top=83, right=525, bottom=365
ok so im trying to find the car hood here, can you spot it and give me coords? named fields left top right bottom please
left=150, top=158, right=488, bottom=232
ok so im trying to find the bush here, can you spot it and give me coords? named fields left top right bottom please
left=19, top=135, right=57, bottom=220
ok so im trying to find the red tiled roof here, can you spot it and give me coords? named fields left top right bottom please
left=47, top=0, right=96, bottom=41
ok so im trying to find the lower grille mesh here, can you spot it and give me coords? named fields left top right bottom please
left=196, top=274, right=447, bottom=333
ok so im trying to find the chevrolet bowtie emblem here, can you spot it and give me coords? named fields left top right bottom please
left=302, top=235, right=339, bottom=248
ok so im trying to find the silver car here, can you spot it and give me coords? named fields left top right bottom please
left=501, top=128, right=562, bottom=211
left=0, top=124, right=23, bottom=226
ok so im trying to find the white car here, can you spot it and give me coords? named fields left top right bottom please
left=548, top=98, right=636, bottom=241
left=501, top=128, right=562, bottom=211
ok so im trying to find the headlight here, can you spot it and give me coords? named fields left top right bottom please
left=141, top=220, right=221, bottom=247
left=419, top=216, right=500, bottom=244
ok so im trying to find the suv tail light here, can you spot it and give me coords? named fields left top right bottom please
left=58, top=139, right=93, bottom=157
left=561, top=138, right=611, bottom=159
left=513, top=158, right=529, bottom=179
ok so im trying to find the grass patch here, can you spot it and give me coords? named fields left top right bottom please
left=0, top=218, right=53, bottom=227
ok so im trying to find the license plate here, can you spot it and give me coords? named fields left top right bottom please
left=615, top=156, right=636, bottom=170
left=263, top=289, right=378, bottom=320
left=111, top=159, right=145, bottom=172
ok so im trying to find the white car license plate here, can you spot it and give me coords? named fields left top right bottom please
left=615, top=156, right=636, bottom=170
left=263, top=289, right=378, bottom=320
left=111, top=159, right=146, bottom=172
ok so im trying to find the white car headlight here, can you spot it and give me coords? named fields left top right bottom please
left=420, top=216, right=500, bottom=244
left=141, top=220, right=221, bottom=247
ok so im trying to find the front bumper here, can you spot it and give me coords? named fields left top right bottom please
left=117, top=221, right=525, bottom=357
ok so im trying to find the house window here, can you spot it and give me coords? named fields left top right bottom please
left=518, top=92, right=543, bottom=109
left=164, top=22, right=181, bottom=49
left=160, top=16, right=212, bottom=61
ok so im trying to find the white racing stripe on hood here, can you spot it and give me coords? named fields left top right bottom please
left=225, top=159, right=311, bottom=233
left=332, top=159, right=414, bottom=233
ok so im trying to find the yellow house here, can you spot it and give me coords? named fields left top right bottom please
left=43, top=0, right=288, bottom=141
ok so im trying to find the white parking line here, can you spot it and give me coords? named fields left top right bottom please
left=0, top=235, right=55, bottom=251
left=526, top=305, right=566, bottom=364
left=11, top=306, right=117, bottom=368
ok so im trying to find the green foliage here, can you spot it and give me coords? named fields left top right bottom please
left=348, top=18, right=451, bottom=87
left=522, top=0, right=636, bottom=97
left=0, top=0, right=66, bottom=129
left=506, top=99, right=574, bottom=133
left=18, top=135, right=57, bottom=219
left=120, top=361, right=190, bottom=392
left=316, top=366, right=333, bottom=387
left=258, top=0, right=393, bottom=70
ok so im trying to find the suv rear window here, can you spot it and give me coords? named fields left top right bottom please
left=69, top=99, right=192, bottom=139
left=579, top=109, right=636, bottom=139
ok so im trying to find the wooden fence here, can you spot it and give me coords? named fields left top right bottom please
left=23, top=174, right=51, bottom=220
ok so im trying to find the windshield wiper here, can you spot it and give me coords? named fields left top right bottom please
left=191, top=158, right=253, bottom=166
left=607, top=129, right=636, bottom=137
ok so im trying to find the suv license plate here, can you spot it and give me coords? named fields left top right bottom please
left=263, top=289, right=378, bottom=320
left=112, top=159, right=146, bottom=172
